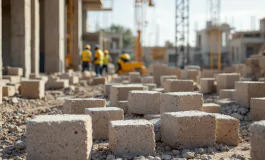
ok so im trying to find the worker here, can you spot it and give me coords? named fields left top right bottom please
left=102, top=49, right=112, bottom=74
left=93, top=45, right=104, bottom=76
left=116, top=53, right=131, bottom=74
left=81, top=44, right=92, bottom=72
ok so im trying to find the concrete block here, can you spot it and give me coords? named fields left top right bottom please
left=235, top=81, right=265, bottom=108
left=104, top=83, right=122, bottom=97
left=250, top=120, right=265, bottom=160
left=213, top=113, right=239, bottom=146
left=219, top=89, right=236, bottom=99
left=129, top=72, right=141, bottom=83
left=251, top=98, right=265, bottom=120
left=143, top=83, right=157, bottom=90
left=109, top=120, right=155, bottom=156
left=2, top=85, right=16, bottom=97
left=128, top=91, right=161, bottom=114
left=26, top=115, right=92, bottom=160
left=164, top=79, right=193, bottom=92
left=92, top=77, right=106, bottom=85
left=202, top=103, right=221, bottom=113
left=141, top=76, right=154, bottom=84
left=85, top=107, right=124, bottom=140
left=48, top=79, right=69, bottom=89
left=201, top=70, right=220, bottom=78
left=160, top=92, right=203, bottom=113
left=152, top=88, right=164, bottom=92
left=21, top=80, right=45, bottom=99
left=144, top=114, right=161, bottom=120
left=110, top=85, right=148, bottom=106
left=166, top=67, right=182, bottom=79
left=63, top=98, right=106, bottom=114
left=81, top=71, right=94, bottom=80
left=200, top=78, right=216, bottom=94
left=153, top=64, right=168, bottom=86
left=184, top=65, right=201, bottom=71
left=59, top=74, right=79, bottom=85
left=2, top=75, right=21, bottom=83
left=160, top=75, right=178, bottom=87
left=7, top=67, right=23, bottom=76
left=161, top=111, right=216, bottom=149
left=216, top=73, right=240, bottom=92
left=117, top=101, right=128, bottom=114
left=185, top=69, right=200, bottom=82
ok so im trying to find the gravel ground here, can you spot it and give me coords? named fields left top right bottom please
left=0, top=84, right=252, bottom=160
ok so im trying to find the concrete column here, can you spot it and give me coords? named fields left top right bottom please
left=10, top=0, right=31, bottom=77
left=82, top=10, right=87, bottom=33
left=0, top=0, right=2, bottom=78
left=31, top=0, right=40, bottom=74
left=72, top=0, right=82, bottom=70
left=44, top=0, right=65, bottom=73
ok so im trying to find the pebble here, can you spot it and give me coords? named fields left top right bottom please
left=134, top=156, right=146, bottom=160
left=165, top=146, right=171, bottom=151
left=15, top=140, right=25, bottom=150
left=161, top=154, right=171, bottom=160
left=181, top=151, right=195, bottom=159
left=11, top=97, right=19, bottom=104
left=106, top=154, right=115, bottom=160
left=198, top=148, right=205, bottom=154
left=172, top=149, right=180, bottom=155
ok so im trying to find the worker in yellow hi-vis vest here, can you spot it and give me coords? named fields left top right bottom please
left=102, top=49, right=112, bottom=74
left=81, top=44, right=92, bottom=72
left=93, top=45, right=104, bottom=76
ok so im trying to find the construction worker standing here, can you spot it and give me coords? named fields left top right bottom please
left=81, top=45, right=92, bottom=72
left=93, top=45, right=104, bottom=76
left=102, top=49, right=112, bottom=74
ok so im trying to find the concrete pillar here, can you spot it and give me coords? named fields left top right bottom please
left=72, top=0, right=82, bottom=70
left=10, top=0, right=31, bottom=77
left=0, top=0, right=2, bottom=78
left=31, top=0, right=40, bottom=74
left=44, top=0, right=65, bottom=73
left=82, top=10, right=87, bottom=33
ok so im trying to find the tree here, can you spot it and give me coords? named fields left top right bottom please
left=165, top=40, right=174, bottom=48
left=103, top=25, right=135, bottom=49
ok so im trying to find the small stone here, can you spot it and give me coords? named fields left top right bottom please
left=198, top=148, right=205, bottom=154
left=134, top=156, right=146, bottom=160
left=241, top=130, right=248, bottom=136
left=165, top=146, right=171, bottom=151
left=207, top=147, right=215, bottom=154
left=231, top=113, right=244, bottom=120
left=107, top=154, right=116, bottom=160
left=231, top=153, right=246, bottom=159
left=161, top=154, right=171, bottom=160
left=147, top=156, right=155, bottom=160
left=182, top=151, right=195, bottom=159
left=15, top=140, right=25, bottom=150
left=172, top=149, right=180, bottom=155
left=11, top=97, right=18, bottom=104
left=153, top=156, right=161, bottom=160
left=201, top=155, right=213, bottom=160
left=238, top=108, right=249, bottom=115
left=241, top=146, right=250, bottom=151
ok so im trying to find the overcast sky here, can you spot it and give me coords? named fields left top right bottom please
left=88, top=0, right=265, bottom=47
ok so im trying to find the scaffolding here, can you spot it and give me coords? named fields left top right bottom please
left=175, top=0, right=190, bottom=67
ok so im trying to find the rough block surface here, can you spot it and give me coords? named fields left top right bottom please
left=63, top=98, right=106, bottom=114
left=160, top=92, right=203, bottom=113
left=250, top=121, right=265, bottom=160
left=142, top=76, right=154, bottom=84
left=200, top=78, right=215, bottom=94
left=21, top=80, right=45, bottom=99
left=3, top=86, right=16, bottom=97
left=160, top=75, right=178, bottom=87
left=251, top=98, right=265, bottom=120
left=219, top=89, right=236, bottom=99
left=143, top=83, right=157, bottom=90
left=164, top=79, right=193, bottom=92
left=117, top=101, right=128, bottom=114
left=216, top=73, right=240, bottom=92
left=104, top=83, right=121, bottom=97
left=202, top=103, right=221, bottom=113
left=92, top=77, right=106, bottom=85
left=7, top=67, right=23, bottom=76
left=109, top=120, right=155, bottom=156
left=26, top=115, right=92, bottom=160
left=85, top=107, right=124, bottom=140
left=161, top=111, right=216, bottom=149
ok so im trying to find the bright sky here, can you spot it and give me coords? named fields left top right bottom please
left=88, top=0, right=265, bottom=47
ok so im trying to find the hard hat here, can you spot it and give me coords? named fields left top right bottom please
left=85, top=44, right=91, bottom=49
left=104, top=49, right=109, bottom=54
left=121, top=53, right=131, bottom=61
left=95, top=44, right=100, bottom=49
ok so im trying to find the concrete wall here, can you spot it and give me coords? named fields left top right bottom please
left=2, top=2, right=11, bottom=67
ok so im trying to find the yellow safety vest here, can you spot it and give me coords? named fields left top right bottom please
left=103, top=54, right=110, bottom=65
left=81, top=50, right=91, bottom=62
left=94, top=50, right=104, bottom=65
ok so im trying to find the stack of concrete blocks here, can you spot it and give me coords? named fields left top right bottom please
left=200, top=78, right=216, bottom=94
left=245, top=55, right=261, bottom=80
left=152, top=64, right=168, bottom=86
left=213, top=113, right=240, bottom=145
left=219, top=89, right=236, bottom=99
left=109, top=120, right=156, bottom=156
left=232, top=64, right=246, bottom=77
left=183, top=69, right=201, bottom=83
left=110, top=85, right=148, bottom=106
left=164, top=79, right=193, bottom=92
left=2, top=75, right=21, bottom=84
left=2, top=85, right=16, bottom=97
left=161, top=111, right=216, bottom=148
left=85, top=107, right=124, bottom=140
left=141, top=76, right=154, bottom=84
left=63, top=98, right=106, bottom=114
left=251, top=98, right=265, bottom=120
left=26, top=115, right=92, bottom=160
left=117, top=101, right=129, bottom=114
left=166, top=67, right=182, bottom=79
left=21, top=80, right=45, bottom=99
left=143, top=83, right=157, bottom=90
left=216, top=73, right=240, bottom=92
left=202, top=103, right=221, bottom=113
left=160, top=75, right=178, bottom=87
left=235, top=81, right=265, bottom=107
left=128, top=72, right=141, bottom=83
left=128, top=91, right=161, bottom=114
left=160, top=92, right=203, bottom=113
left=104, top=83, right=122, bottom=98
left=92, top=77, right=106, bottom=85
left=250, top=121, right=265, bottom=160
left=59, top=73, right=79, bottom=85
left=7, top=67, right=23, bottom=76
